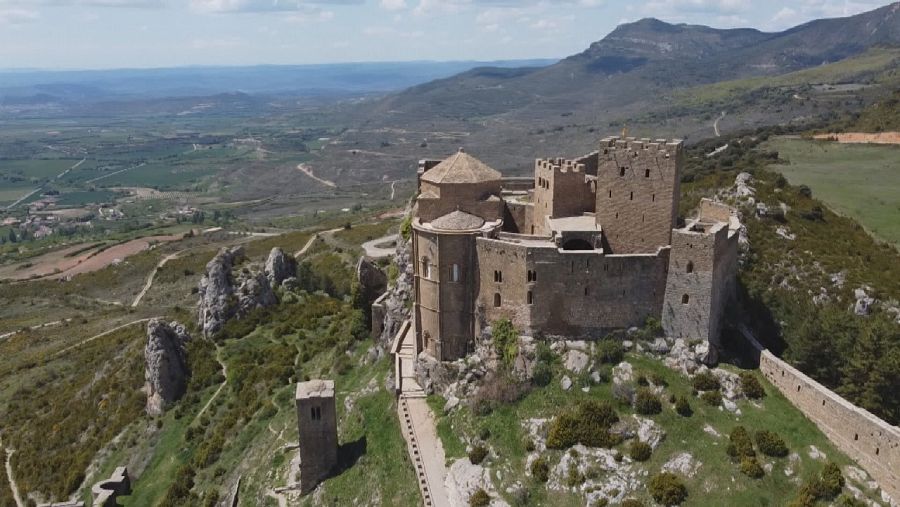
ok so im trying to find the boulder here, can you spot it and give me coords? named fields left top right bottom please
left=145, top=319, right=191, bottom=415
left=662, top=452, right=701, bottom=478
left=236, top=271, right=277, bottom=315
left=561, top=376, right=573, bottom=391
left=634, top=415, right=666, bottom=449
left=612, top=361, right=633, bottom=386
left=445, top=458, right=509, bottom=507
left=564, top=349, right=590, bottom=374
left=854, top=287, right=875, bottom=316
left=265, top=247, right=296, bottom=287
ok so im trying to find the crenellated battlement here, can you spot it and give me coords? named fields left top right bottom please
left=536, top=157, right=586, bottom=174
left=599, top=136, right=682, bottom=156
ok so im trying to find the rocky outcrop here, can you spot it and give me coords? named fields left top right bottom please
left=145, top=320, right=191, bottom=415
left=357, top=257, right=387, bottom=303
left=265, top=247, right=296, bottom=287
left=198, top=246, right=286, bottom=337
left=377, top=237, right=413, bottom=345
left=198, top=246, right=243, bottom=337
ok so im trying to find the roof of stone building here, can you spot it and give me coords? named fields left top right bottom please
left=420, top=148, right=502, bottom=184
left=430, top=210, right=485, bottom=231
left=296, top=379, right=335, bottom=399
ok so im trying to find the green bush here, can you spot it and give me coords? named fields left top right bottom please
left=492, top=319, right=519, bottom=367
left=675, top=396, right=693, bottom=417
left=547, top=400, right=620, bottom=449
left=531, top=456, right=550, bottom=482
left=820, top=461, right=845, bottom=499
left=634, top=388, right=662, bottom=415
left=740, top=457, right=765, bottom=478
left=469, top=488, right=490, bottom=507
left=649, top=472, right=688, bottom=506
left=596, top=339, right=623, bottom=364
left=700, top=389, right=722, bottom=406
left=740, top=372, right=766, bottom=399
left=755, top=430, right=789, bottom=457
left=468, top=444, right=488, bottom=465
left=532, top=362, right=552, bottom=387
left=691, top=371, right=720, bottom=391
left=566, top=466, right=585, bottom=487
left=727, top=426, right=755, bottom=458
left=621, top=500, right=644, bottom=507
left=636, top=374, right=649, bottom=386
left=650, top=373, right=668, bottom=387
left=629, top=440, right=652, bottom=462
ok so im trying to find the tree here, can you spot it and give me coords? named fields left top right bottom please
left=8, top=229, right=17, bottom=243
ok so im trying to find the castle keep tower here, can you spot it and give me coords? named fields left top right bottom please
left=594, top=137, right=682, bottom=254
left=295, top=379, right=337, bottom=494
left=662, top=200, right=739, bottom=357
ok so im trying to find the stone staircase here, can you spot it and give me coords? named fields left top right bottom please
left=398, top=396, right=433, bottom=506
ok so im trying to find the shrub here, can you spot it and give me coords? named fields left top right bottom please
left=468, top=445, right=488, bottom=465
left=629, top=440, right=652, bottom=462
left=531, top=456, right=550, bottom=482
left=492, top=319, right=519, bottom=366
left=596, top=339, right=623, bottom=364
left=649, top=472, right=688, bottom=506
left=740, top=372, right=765, bottom=399
left=675, top=396, right=692, bottom=417
left=700, top=390, right=722, bottom=407
left=471, top=372, right=530, bottom=414
left=740, top=457, right=765, bottom=478
left=727, top=426, right=755, bottom=458
left=547, top=400, right=620, bottom=449
left=634, top=388, right=662, bottom=415
left=820, top=462, right=845, bottom=499
left=691, top=371, right=720, bottom=391
left=621, top=500, right=644, bottom=507
left=650, top=373, right=668, bottom=387
left=523, top=438, right=535, bottom=452
left=566, top=466, right=585, bottom=487
left=532, top=362, right=552, bottom=387
left=755, top=430, right=788, bottom=457
left=636, top=374, right=649, bottom=386
left=469, top=488, right=490, bottom=507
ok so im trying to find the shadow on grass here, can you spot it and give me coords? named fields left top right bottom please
left=332, top=435, right=367, bottom=477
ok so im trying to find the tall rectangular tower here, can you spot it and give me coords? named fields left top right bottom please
left=594, top=137, right=682, bottom=254
left=296, top=379, right=338, bottom=494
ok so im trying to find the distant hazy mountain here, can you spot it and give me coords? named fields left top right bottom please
left=0, top=59, right=557, bottom=102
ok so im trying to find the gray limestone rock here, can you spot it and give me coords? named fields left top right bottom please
left=561, top=375, right=573, bottom=391
left=854, top=287, right=875, bottom=316
left=197, top=246, right=243, bottom=337
left=145, top=319, right=191, bottom=415
left=378, top=235, right=414, bottom=346
left=564, top=349, right=590, bottom=374
left=265, top=247, right=296, bottom=287
left=236, top=270, right=277, bottom=315
left=357, top=257, right=388, bottom=300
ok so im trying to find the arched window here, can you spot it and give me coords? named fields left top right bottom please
left=681, top=294, right=689, bottom=305
left=493, top=293, right=501, bottom=307
left=686, top=261, right=694, bottom=273
left=449, top=264, right=460, bottom=282
left=421, top=257, right=430, bottom=279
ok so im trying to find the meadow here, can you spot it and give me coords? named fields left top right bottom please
left=764, top=137, right=900, bottom=247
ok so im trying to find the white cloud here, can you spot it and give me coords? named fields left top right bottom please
left=0, top=7, right=38, bottom=23
left=379, top=0, right=405, bottom=10
left=190, top=0, right=361, bottom=14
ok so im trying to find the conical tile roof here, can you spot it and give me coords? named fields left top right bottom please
left=430, top=210, right=485, bottom=231
left=420, top=148, right=501, bottom=184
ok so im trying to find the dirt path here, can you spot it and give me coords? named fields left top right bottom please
left=390, top=180, right=397, bottom=200
left=0, top=319, right=69, bottom=341
left=132, top=250, right=184, bottom=307
left=296, top=163, right=336, bottom=188
left=2, top=436, right=24, bottom=507
left=85, top=162, right=145, bottom=184
left=362, top=234, right=399, bottom=259
left=713, top=111, right=726, bottom=137
left=50, top=318, right=154, bottom=359
left=813, top=132, right=900, bottom=144
left=49, top=235, right=181, bottom=280
left=293, top=228, right=343, bottom=258
left=194, top=346, right=227, bottom=423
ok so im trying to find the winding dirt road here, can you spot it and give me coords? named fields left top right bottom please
left=194, top=346, right=227, bottom=423
left=50, top=318, right=155, bottom=359
left=713, top=111, right=726, bottom=137
left=132, top=250, right=184, bottom=307
left=296, top=163, right=336, bottom=188
left=2, top=436, right=24, bottom=507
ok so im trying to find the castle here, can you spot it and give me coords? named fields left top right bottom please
left=408, top=136, right=741, bottom=362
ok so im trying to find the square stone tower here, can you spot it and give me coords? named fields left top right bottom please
left=295, top=379, right=338, bottom=494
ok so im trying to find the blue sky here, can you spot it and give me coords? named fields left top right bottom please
left=0, top=0, right=892, bottom=69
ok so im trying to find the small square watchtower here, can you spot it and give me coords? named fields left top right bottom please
left=295, top=379, right=338, bottom=494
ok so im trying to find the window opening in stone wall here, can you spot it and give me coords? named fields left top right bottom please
left=527, top=291, right=533, bottom=305
left=875, top=448, right=879, bottom=456
left=652, top=193, right=655, bottom=202
left=645, top=169, right=650, bottom=177
left=686, top=261, right=694, bottom=273
left=681, top=294, right=689, bottom=304
left=609, top=190, right=612, bottom=198
left=854, top=433, right=858, bottom=441
left=421, top=257, right=430, bottom=280
left=311, top=406, right=321, bottom=421
left=450, top=264, right=460, bottom=282
left=630, top=191, right=634, bottom=200
left=619, top=167, right=625, bottom=176
left=584, top=287, right=589, bottom=296
left=494, top=293, right=501, bottom=307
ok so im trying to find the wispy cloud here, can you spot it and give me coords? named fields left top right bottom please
left=0, top=7, right=38, bottom=23
left=190, top=0, right=361, bottom=14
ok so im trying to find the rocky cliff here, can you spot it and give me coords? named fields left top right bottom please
left=377, top=237, right=413, bottom=345
left=198, top=246, right=291, bottom=337
left=145, top=319, right=191, bottom=415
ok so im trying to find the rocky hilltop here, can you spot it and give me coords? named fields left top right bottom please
left=144, top=319, right=191, bottom=415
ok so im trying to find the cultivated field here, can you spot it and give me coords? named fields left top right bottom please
left=765, top=137, right=900, bottom=247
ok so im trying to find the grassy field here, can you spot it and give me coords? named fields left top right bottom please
left=764, top=137, right=900, bottom=247
left=430, top=351, right=888, bottom=506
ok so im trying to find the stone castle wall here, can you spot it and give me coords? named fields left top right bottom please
left=503, top=200, right=533, bottom=234
left=475, top=236, right=669, bottom=337
left=755, top=345, right=899, bottom=502
left=532, top=157, right=596, bottom=235
left=595, top=138, right=682, bottom=254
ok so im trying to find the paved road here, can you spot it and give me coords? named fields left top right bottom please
left=362, top=234, right=399, bottom=259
